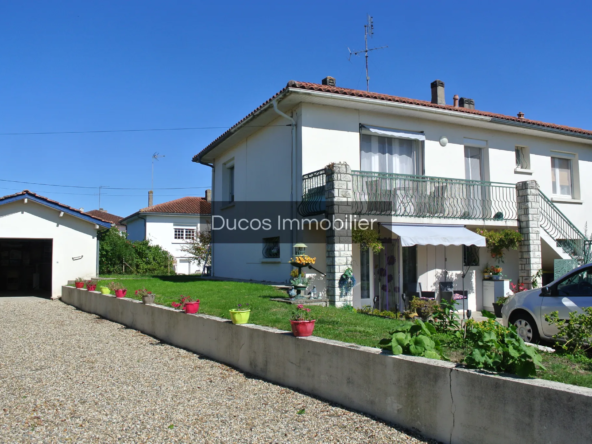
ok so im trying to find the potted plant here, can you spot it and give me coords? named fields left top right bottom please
left=229, top=303, right=251, bottom=324
left=492, top=296, right=510, bottom=318
left=135, top=288, right=155, bottom=304
left=100, top=285, right=111, bottom=295
left=109, top=282, right=127, bottom=298
left=475, top=228, right=522, bottom=263
left=410, top=296, right=438, bottom=320
left=491, top=266, right=503, bottom=281
left=74, top=277, right=85, bottom=289
left=482, top=264, right=492, bottom=280
left=290, top=273, right=309, bottom=297
left=86, top=280, right=97, bottom=291
left=290, top=304, right=315, bottom=337
left=172, top=295, right=200, bottom=314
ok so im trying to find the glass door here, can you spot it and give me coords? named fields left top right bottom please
left=464, top=147, right=488, bottom=218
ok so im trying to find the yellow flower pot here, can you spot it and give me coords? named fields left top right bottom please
left=100, top=287, right=111, bottom=295
left=229, top=309, right=251, bottom=325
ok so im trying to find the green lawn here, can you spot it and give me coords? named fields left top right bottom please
left=98, top=275, right=409, bottom=348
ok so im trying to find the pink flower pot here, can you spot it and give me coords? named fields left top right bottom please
left=75, top=282, right=84, bottom=289
left=86, top=284, right=97, bottom=291
left=115, top=289, right=127, bottom=298
left=183, top=301, right=200, bottom=314
left=290, top=320, right=316, bottom=337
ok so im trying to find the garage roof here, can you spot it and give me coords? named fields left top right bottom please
left=0, top=190, right=112, bottom=228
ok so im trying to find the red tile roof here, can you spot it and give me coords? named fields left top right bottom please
left=0, top=190, right=112, bottom=225
left=140, top=196, right=211, bottom=215
left=193, top=80, right=592, bottom=162
left=85, top=209, right=125, bottom=226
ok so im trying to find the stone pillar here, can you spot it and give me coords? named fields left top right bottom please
left=325, top=162, right=353, bottom=307
left=516, top=180, right=542, bottom=289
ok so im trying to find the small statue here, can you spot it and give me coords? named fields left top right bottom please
left=311, top=286, right=317, bottom=299
left=288, top=286, right=297, bottom=298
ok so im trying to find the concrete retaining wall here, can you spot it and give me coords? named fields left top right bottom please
left=61, top=286, right=592, bottom=444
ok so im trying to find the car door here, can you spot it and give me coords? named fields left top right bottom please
left=540, top=266, right=592, bottom=337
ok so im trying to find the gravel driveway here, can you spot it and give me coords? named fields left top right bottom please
left=0, top=298, right=435, bottom=443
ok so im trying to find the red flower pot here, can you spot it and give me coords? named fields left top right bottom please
left=86, top=284, right=97, bottom=291
left=183, top=301, right=200, bottom=314
left=290, top=320, right=316, bottom=337
left=75, top=282, right=84, bottom=289
left=114, top=289, right=127, bottom=298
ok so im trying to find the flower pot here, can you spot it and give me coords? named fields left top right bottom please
left=492, top=275, right=502, bottom=281
left=100, top=287, right=110, bottom=295
left=75, top=282, right=84, bottom=289
left=482, top=273, right=491, bottom=280
left=183, top=301, right=200, bottom=314
left=86, top=284, right=97, bottom=291
left=142, top=294, right=155, bottom=304
left=114, top=289, right=127, bottom=298
left=229, top=309, right=251, bottom=325
left=290, top=320, right=316, bottom=337
left=492, top=303, right=503, bottom=318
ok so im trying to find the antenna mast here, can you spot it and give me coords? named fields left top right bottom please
left=151, top=152, right=165, bottom=193
left=348, top=15, right=388, bottom=91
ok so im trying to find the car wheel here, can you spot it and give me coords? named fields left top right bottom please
left=511, top=312, right=540, bottom=343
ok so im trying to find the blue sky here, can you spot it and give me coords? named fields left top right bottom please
left=1, top=0, right=591, bottom=217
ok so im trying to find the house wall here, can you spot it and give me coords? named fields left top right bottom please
left=125, top=217, right=146, bottom=242
left=0, top=201, right=99, bottom=297
left=211, top=113, right=295, bottom=281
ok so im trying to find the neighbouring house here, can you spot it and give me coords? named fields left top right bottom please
left=85, top=209, right=126, bottom=232
left=0, top=190, right=111, bottom=298
left=193, top=77, right=592, bottom=311
left=121, top=194, right=212, bottom=274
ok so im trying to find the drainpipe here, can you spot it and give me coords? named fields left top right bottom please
left=199, top=160, right=215, bottom=277
left=272, top=99, right=297, bottom=253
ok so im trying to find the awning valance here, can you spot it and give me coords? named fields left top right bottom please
left=382, top=223, right=486, bottom=247
left=360, top=124, right=426, bottom=141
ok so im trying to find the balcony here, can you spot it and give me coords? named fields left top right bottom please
left=299, top=169, right=518, bottom=221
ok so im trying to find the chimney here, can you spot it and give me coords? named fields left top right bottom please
left=148, top=190, right=153, bottom=206
left=205, top=189, right=212, bottom=203
left=459, top=97, right=475, bottom=110
left=453, top=94, right=459, bottom=107
left=430, top=80, right=445, bottom=105
left=322, top=76, right=336, bottom=87
left=517, top=111, right=524, bottom=119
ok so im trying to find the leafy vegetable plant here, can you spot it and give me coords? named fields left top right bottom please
left=545, top=307, right=592, bottom=355
left=379, top=319, right=444, bottom=360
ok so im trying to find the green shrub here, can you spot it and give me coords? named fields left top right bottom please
left=98, top=226, right=174, bottom=275
left=545, top=307, right=592, bottom=355
left=379, top=319, right=444, bottom=360
left=461, top=311, right=544, bottom=377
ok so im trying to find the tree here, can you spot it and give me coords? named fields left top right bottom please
left=180, top=229, right=211, bottom=268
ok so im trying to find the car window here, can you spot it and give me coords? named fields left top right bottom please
left=556, top=268, right=592, bottom=297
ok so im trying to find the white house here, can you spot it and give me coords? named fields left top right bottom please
left=193, top=77, right=592, bottom=312
left=0, top=190, right=111, bottom=298
left=122, top=195, right=212, bottom=274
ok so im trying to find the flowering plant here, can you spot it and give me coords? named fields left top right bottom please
left=291, top=304, right=314, bottom=321
left=231, top=303, right=250, bottom=312
left=135, top=288, right=153, bottom=298
left=108, top=281, right=126, bottom=291
left=491, top=266, right=503, bottom=275
left=171, top=295, right=199, bottom=310
left=290, top=255, right=316, bottom=266
left=290, top=274, right=309, bottom=287
left=510, top=282, right=527, bottom=294
left=75, top=277, right=84, bottom=283
left=86, top=280, right=96, bottom=287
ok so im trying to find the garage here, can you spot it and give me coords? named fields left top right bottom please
left=0, top=190, right=111, bottom=298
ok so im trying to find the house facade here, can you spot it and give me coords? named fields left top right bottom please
left=122, top=195, right=212, bottom=275
left=0, top=190, right=111, bottom=298
left=193, top=78, right=592, bottom=310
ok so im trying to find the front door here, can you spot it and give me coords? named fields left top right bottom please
left=540, top=266, right=592, bottom=337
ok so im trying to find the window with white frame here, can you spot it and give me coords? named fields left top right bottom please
left=515, top=146, right=530, bottom=170
left=551, top=157, right=573, bottom=197
left=174, top=228, right=196, bottom=240
left=360, top=126, right=424, bottom=175
left=223, top=162, right=235, bottom=203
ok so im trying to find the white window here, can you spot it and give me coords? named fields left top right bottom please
left=223, top=162, right=235, bottom=203
left=551, top=157, right=573, bottom=197
left=515, top=146, right=530, bottom=170
left=360, top=133, right=422, bottom=175
left=174, top=228, right=195, bottom=240
left=464, top=146, right=483, bottom=181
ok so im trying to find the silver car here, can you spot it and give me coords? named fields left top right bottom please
left=502, top=263, right=592, bottom=343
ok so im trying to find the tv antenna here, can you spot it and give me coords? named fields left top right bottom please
left=348, top=15, right=388, bottom=91
left=151, top=152, right=165, bottom=191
